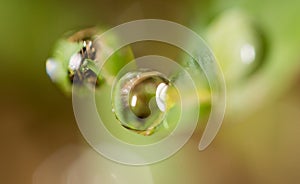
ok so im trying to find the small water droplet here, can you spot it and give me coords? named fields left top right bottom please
left=45, top=27, right=134, bottom=95
left=206, top=9, right=267, bottom=84
left=112, top=69, right=173, bottom=135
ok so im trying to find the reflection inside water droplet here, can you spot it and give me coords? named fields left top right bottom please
left=240, top=43, right=256, bottom=64
left=112, top=70, right=174, bottom=135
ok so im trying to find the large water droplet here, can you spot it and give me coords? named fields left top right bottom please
left=112, top=70, right=173, bottom=135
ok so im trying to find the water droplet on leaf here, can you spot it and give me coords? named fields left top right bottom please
left=206, top=9, right=266, bottom=84
left=112, top=70, right=175, bottom=135
left=45, top=27, right=134, bottom=95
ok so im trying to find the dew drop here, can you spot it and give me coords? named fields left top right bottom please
left=206, top=9, right=267, bottom=84
left=112, top=70, right=172, bottom=135
left=45, top=27, right=134, bottom=95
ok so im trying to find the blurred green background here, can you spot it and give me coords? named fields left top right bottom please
left=1, top=0, right=300, bottom=183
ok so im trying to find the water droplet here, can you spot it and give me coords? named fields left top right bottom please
left=206, top=9, right=266, bottom=84
left=112, top=70, right=173, bottom=135
left=45, top=27, right=134, bottom=95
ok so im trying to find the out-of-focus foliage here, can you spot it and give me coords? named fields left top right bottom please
left=1, top=0, right=300, bottom=183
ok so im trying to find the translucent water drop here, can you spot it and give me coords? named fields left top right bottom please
left=206, top=9, right=266, bottom=84
left=112, top=70, right=173, bottom=136
left=45, top=27, right=133, bottom=95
